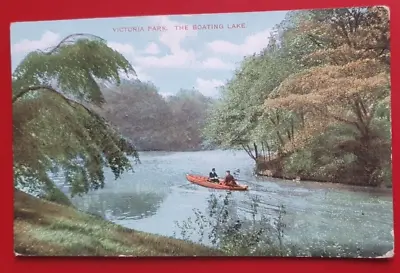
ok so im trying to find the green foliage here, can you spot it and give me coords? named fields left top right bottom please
left=13, top=34, right=134, bottom=105
left=203, top=8, right=391, bottom=187
left=203, top=10, right=318, bottom=155
left=101, top=81, right=213, bottom=151
left=283, top=150, right=315, bottom=177
left=13, top=33, right=139, bottom=200
left=283, top=120, right=391, bottom=185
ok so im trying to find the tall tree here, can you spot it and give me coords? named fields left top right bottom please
left=203, top=10, right=319, bottom=160
left=264, top=7, right=390, bottom=184
left=13, top=33, right=139, bottom=198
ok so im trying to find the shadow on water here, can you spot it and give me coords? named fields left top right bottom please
left=72, top=191, right=166, bottom=221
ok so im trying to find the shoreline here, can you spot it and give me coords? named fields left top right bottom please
left=135, top=148, right=237, bottom=153
left=255, top=172, right=393, bottom=195
left=133, top=149, right=392, bottom=191
left=14, top=189, right=223, bottom=256
left=255, top=154, right=392, bottom=190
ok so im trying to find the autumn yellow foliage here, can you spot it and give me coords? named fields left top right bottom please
left=205, top=7, right=391, bottom=186
left=265, top=7, right=390, bottom=153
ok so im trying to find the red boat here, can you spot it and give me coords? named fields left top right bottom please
left=185, top=174, right=249, bottom=191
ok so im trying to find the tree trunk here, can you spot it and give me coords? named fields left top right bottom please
left=242, top=144, right=256, bottom=161
left=253, top=143, right=259, bottom=159
left=266, top=141, right=271, bottom=161
left=261, top=142, right=266, bottom=161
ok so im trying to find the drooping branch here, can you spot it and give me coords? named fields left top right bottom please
left=12, top=85, right=117, bottom=135
left=12, top=32, right=142, bottom=197
left=38, top=33, right=106, bottom=55
left=13, top=85, right=71, bottom=104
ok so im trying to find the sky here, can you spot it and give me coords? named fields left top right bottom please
left=10, top=11, right=287, bottom=98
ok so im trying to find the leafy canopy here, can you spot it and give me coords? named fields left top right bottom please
left=13, top=33, right=139, bottom=197
left=265, top=7, right=390, bottom=149
left=203, top=7, right=391, bottom=186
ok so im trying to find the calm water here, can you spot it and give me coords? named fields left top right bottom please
left=65, top=150, right=393, bottom=254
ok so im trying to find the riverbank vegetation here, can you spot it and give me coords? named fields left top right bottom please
left=203, top=7, right=391, bottom=187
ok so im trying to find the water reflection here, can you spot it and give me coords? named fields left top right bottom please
left=72, top=191, right=166, bottom=221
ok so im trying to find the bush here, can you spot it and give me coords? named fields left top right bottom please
left=281, top=122, right=391, bottom=186
left=174, top=192, right=289, bottom=256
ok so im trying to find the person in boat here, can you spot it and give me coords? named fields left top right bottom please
left=208, top=168, right=219, bottom=183
left=224, top=170, right=238, bottom=187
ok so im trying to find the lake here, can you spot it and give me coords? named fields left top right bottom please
left=62, top=150, right=393, bottom=256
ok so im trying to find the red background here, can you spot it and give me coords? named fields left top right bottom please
left=0, top=0, right=397, bottom=272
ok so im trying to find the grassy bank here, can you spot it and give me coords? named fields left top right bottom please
left=14, top=190, right=223, bottom=256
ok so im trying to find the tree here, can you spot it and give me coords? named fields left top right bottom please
left=100, top=79, right=175, bottom=151
left=13, top=33, right=140, bottom=198
left=100, top=83, right=212, bottom=151
left=203, top=10, right=319, bottom=160
left=168, top=89, right=212, bottom=150
left=202, top=7, right=391, bottom=186
left=264, top=7, right=390, bottom=185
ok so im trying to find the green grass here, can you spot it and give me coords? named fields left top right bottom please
left=14, top=189, right=223, bottom=256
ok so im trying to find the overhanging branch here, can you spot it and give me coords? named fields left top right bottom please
left=13, top=85, right=110, bottom=131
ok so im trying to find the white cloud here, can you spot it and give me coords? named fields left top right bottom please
left=110, top=16, right=233, bottom=71
left=12, top=30, right=61, bottom=53
left=143, top=42, right=160, bottom=55
left=152, top=15, right=197, bottom=54
left=207, top=29, right=272, bottom=56
left=201, top=58, right=233, bottom=70
left=195, top=78, right=224, bottom=97
left=135, top=49, right=197, bottom=69
left=109, top=42, right=232, bottom=72
left=134, top=15, right=198, bottom=69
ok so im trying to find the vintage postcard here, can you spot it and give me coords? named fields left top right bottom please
left=11, top=6, right=393, bottom=257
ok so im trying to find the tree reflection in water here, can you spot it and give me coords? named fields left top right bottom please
left=72, top=191, right=166, bottom=221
